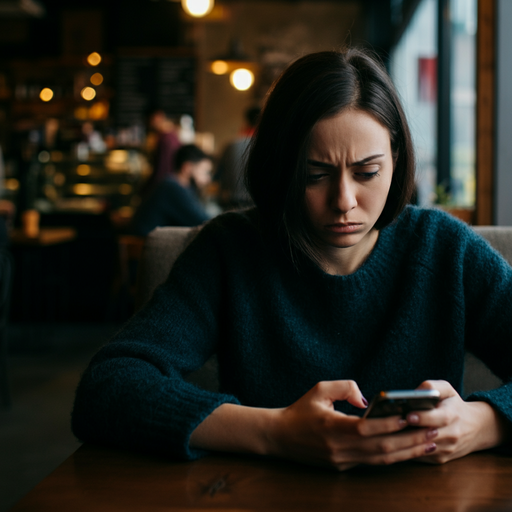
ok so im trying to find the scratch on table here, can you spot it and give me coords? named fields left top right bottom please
left=206, top=474, right=230, bottom=497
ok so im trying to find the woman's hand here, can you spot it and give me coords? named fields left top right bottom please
left=266, top=380, right=439, bottom=471
left=407, top=380, right=509, bottom=464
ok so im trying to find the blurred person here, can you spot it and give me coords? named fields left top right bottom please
left=81, top=121, right=106, bottom=154
left=215, top=106, right=260, bottom=209
left=130, top=144, right=212, bottom=236
left=141, top=109, right=182, bottom=196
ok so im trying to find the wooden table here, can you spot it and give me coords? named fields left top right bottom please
left=10, top=444, right=512, bottom=511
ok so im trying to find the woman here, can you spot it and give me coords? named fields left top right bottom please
left=72, top=49, right=512, bottom=470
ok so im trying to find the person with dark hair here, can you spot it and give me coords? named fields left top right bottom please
left=73, top=49, right=512, bottom=470
left=130, top=144, right=212, bottom=236
left=140, top=110, right=182, bottom=197
left=215, top=106, right=261, bottom=209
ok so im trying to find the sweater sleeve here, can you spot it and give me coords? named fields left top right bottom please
left=460, top=228, right=512, bottom=430
left=71, top=220, right=240, bottom=460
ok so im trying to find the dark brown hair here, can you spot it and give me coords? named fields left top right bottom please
left=245, top=48, right=415, bottom=264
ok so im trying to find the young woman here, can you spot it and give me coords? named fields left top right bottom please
left=72, top=49, right=512, bottom=471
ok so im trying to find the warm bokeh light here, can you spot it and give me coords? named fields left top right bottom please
left=90, top=73, right=103, bottom=86
left=38, top=151, right=50, bottom=163
left=74, top=184, right=93, bottom=195
left=87, top=52, right=102, bottom=66
left=39, top=88, right=54, bottom=102
left=181, top=0, right=213, bottom=17
left=43, top=185, right=58, bottom=201
left=211, top=60, right=228, bottom=75
left=74, top=106, right=88, bottom=120
left=81, top=87, right=96, bottom=101
left=77, top=164, right=91, bottom=176
left=54, top=173, right=66, bottom=186
left=229, top=68, right=254, bottom=91
left=89, top=101, right=109, bottom=120
left=5, top=179, right=19, bottom=191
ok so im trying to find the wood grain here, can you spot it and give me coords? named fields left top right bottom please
left=11, top=444, right=512, bottom=511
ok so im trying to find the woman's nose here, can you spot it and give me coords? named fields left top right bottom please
left=331, top=176, right=357, bottom=213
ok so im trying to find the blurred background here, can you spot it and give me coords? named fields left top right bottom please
left=0, top=0, right=508, bottom=509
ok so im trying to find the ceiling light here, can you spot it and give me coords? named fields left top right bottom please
left=230, top=69, right=254, bottom=91
left=181, top=0, right=213, bottom=17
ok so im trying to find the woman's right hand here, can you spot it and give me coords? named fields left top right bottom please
left=266, top=380, right=439, bottom=471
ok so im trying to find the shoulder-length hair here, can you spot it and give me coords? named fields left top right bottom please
left=245, top=48, right=415, bottom=265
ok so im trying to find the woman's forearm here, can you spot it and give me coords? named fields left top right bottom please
left=189, top=403, right=280, bottom=456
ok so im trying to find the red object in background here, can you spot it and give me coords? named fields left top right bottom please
left=418, top=57, right=437, bottom=102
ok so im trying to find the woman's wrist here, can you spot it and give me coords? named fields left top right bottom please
left=189, top=403, right=281, bottom=456
left=468, top=401, right=510, bottom=451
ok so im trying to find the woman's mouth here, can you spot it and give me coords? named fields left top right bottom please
left=324, top=223, right=363, bottom=233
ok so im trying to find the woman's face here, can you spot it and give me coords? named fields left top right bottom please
left=305, top=109, right=394, bottom=254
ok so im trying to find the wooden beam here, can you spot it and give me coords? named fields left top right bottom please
left=475, top=0, right=495, bottom=225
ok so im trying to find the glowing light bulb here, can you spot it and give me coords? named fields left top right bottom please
left=181, top=0, right=214, bottom=17
left=81, top=87, right=96, bottom=101
left=87, top=52, right=102, bottom=66
left=230, top=68, right=254, bottom=91
left=40, top=88, right=54, bottom=102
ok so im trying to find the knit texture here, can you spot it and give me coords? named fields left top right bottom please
left=72, top=206, right=512, bottom=459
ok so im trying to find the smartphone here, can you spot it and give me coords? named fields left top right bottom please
left=363, top=389, right=441, bottom=419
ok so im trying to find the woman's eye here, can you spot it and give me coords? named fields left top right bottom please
left=356, top=171, right=380, bottom=180
left=307, top=173, right=328, bottom=182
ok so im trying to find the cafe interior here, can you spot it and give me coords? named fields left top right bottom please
left=1, top=0, right=510, bottom=509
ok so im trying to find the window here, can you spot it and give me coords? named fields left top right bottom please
left=390, top=0, right=477, bottom=209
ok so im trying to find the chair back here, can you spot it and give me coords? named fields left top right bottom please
left=135, top=224, right=512, bottom=396
left=135, top=226, right=200, bottom=311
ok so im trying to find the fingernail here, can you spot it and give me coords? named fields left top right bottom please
left=425, top=443, right=437, bottom=454
left=362, top=396, right=368, bottom=407
left=398, top=419, right=408, bottom=428
left=426, top=428, right=438, bottom=440
left=407, top=413, right=420, bottom=424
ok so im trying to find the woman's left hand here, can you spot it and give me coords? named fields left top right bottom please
left=408, top=380, right=509, bottom=464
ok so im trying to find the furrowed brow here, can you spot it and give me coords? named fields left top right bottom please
left=306, top=159, right=335, bottom=168
left=350, top=154, right=385, bottom=166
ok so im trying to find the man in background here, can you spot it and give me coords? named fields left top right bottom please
left=131, top=144, right=212, bottom=236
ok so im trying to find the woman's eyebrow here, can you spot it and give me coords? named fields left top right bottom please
left=306, top=159, right=335, bottom=168
left=350, top=154, right=385, bottom=166
left=307, top=154, right=385, bottom=168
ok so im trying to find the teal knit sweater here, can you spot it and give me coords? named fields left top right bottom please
left=72, top=206, right=512, bottom=459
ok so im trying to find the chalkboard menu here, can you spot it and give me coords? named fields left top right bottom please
left=115, top=55, right=196, bottom=126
